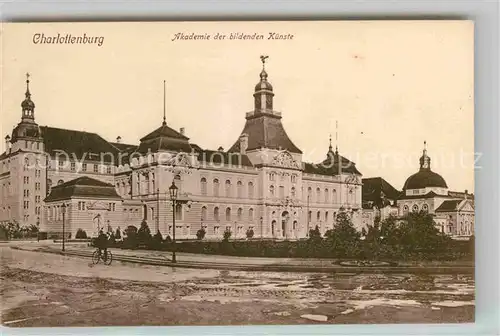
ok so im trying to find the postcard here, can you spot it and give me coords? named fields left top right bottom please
left=0, top=21, right=474, bottom=327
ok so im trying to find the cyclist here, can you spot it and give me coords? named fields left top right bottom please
left=96, top=229, right=109, bottom=262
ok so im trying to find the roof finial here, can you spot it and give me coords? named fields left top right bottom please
left=260, top=55, right=269, bottom=69
left=25, top=72, right=31, bottom=97
left=329, top=133, right=333, bottom=152
left=162, top=80, right=166, bottom=126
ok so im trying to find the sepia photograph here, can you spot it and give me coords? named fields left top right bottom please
left=0, top=20, right=474, bottom=327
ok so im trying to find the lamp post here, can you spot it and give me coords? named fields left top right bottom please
left=169, top=181, right=178, bottom=263
left=61, top=202, right=66, bottom=252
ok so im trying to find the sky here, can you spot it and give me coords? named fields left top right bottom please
left=1, top=21, right=474, bottom=192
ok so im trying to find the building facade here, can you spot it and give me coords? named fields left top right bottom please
left=397, top=143, right=475, bottom=237
left=1, top=61, right=364, bottom=239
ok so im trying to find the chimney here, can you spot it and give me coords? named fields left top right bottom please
left=5, top=135, right=10, bottom=153
left=239, top=133, right=249, bottom=154
left=180, top=127, right=185, bottom=136
left=464, top=189, right=468, bottom=200
left=116, top=136, right=122, bottom=143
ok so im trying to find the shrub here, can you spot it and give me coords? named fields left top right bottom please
left=115, top=227, right=121, bottom=240
left=196, top=228, right=206, bottom=240
left=164, top=235, right=172, bottom=243
left=137, top=220, right=152, bottom=246
left=75, top=229, right=87, bottom=239
left=223, top=227, right=232, bottom=241
left=246, top=228, right=255, bottom=239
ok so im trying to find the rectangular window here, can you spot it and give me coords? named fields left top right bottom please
left=71, top=162, right=76, bottom=171
left=82, top=163, right=87, bottom=172
left=106, top=166, right=112, bottom=174
left=93, top=164, right=98, bottom=173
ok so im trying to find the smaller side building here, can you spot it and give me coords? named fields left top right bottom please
left=434, top=196, right=475, bottom=238
left=44, top=176, right=122, bottom=238
left=361, top=177, right=400, bottom=229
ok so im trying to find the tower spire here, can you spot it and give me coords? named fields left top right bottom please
left=419, top=140, right=431, bottom=170
left=328, top=133, right=333, bottom=152
left=25, top=72, right=31, bottom=98
left=162, top=80, right=166, bottom=126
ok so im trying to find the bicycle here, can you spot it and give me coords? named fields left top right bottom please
left=92, top=248, right=113, bottom=265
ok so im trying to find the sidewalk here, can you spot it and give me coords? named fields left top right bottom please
left=11, top=241, right=474, bottom=274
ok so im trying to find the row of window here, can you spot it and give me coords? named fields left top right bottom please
left=56, top=161, right=112, bottom=174
left=307, top=210, right=338, bottom=223
left=402, top=203, right=429, bottom=213
left=201, top=206, right=255, bottom=222
left=200, top=178, right=255, bottom=198
left=269, top=172, right=298, bottom=183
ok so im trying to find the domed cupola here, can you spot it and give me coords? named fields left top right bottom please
left=253, top=55, right=274, bottom=111
left=21, top=73, right=36, bottom=121
left=403, top=141, right=448, bottom=190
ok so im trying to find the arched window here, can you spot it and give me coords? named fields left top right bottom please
left=325, top=211, right=329, bottom=222
left=291, top=187, right=296, bottom=198
left=57, top=179, right=64, bottom=185
left=332, top=189, right=337, bottom=203
left=307, top=187, right=312, bottom=199
left=317, top=211, right=321, bottom=221
left=291, top=175, right=297, bottom=183
left=225, top=207, right=231, bottom=221
left=214, top=207, right=220, bottom=221
left=249, top=208, right=254, bottom=222
left=269, top=185, right=275, bottom=196
left=308, top=211, right=312, bottom=222
left=269, top=172, right=275, bottom=181
left=412, top=204, right=419, bottom=212
left=200, top=177, right=207, bottom=195
left=248, top=181, right=254, bottom=199
left=213, top=179, right=220, bottom=197
left=225, top=180, right=231, bottom=197
left=325, top=188, right=329, bottom=203
left=237, top=181, right=243, bottom=198
left=237, top=208, right=243, bottom=221
left=201, top=206, right=207, bottom=221
left=316, top=187, right=321, bottom=202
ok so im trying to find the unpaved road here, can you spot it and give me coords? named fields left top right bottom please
left=1, top=246, right=474, bottom=327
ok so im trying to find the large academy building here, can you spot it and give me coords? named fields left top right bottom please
left=0, top=60, right=364, bottom=239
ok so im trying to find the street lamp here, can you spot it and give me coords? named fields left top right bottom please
left=169, top=181, right=178, bottom=263
left=61, top=202, right=66, bottom=252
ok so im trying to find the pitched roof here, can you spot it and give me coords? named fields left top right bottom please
left=435, top=200, right=463, bottom=212
left=362, top=177, right=401, bottom=202
left=40, top=126, right=119, bottom=163
left=110, top=142, right=138, bottom=152
left=228, top=114, right=302, bottom=154
left=140, top=123, right=188, bottom=142
left=136, top=122, right=191, bottom=154
left=44, top=176, right=121, bottom=202
left=303, top=151, right=362, bottom=176
left=398, top=191, right=443, bottom=200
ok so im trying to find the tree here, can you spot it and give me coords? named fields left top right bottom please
left=115, top=227, right=121, bottom=240
left=246, top=228, right=255, bottom=239
left=398, top=211, right=451, bottom=253
left=308, top=225, right=322, bottom=242
left=223, top=227, right=232, bottom=241
left=324, top=210, right=361, bottom=257
left=137, top=220, right=152, bottom=246
left=75, top=228, right=87, bottom=239
left=153, top=230, right=163, bottom=247
left=196, top=228, right=206, bottom=240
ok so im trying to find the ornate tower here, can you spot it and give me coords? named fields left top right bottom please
left=11, top=73, right=43, bottom=151
left=229, top=56, right=302, bottom=162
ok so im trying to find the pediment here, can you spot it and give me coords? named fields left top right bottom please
left=270, top=151, right=301, bottom=169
